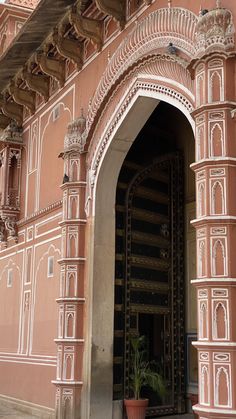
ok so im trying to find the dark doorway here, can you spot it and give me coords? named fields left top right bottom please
left=113, top=102, right=186, bottom=417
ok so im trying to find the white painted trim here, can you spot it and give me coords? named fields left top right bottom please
left=193, top=342, right=236, bottom=347
left=192, top=278, right=236, bottom=283
left=193, top=405, right=236, bottom=414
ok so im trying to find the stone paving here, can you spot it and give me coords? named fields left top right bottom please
left=0, top=404, right=194, bottom=419
left=0, top=404, right=38, bottom=419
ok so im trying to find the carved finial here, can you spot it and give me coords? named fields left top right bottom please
left=216, top=0, right=221, bottom=8
left=168, top=0, right=171, bottom=8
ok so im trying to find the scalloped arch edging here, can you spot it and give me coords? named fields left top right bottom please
left=87, top=7, right=198, bottom=133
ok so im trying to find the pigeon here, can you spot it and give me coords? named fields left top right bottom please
left=167, top=43, right=177, bottom=55
left=200, top=9, right=209, bottom=16
left=63, top=173, right=69, bottom=184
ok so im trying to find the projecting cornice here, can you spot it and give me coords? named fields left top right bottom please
left=0, top=0, right=156, bottom=128
left=69, top=7, right=103, bottom=51
left=0, top=0, right=75, bottom=93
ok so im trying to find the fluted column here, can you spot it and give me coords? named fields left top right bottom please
left=191, top=4, right=236, bottom=418
left=53, top=115, right=87, bottom=419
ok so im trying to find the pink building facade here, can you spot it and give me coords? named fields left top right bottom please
left=0, top=0, right=235, bottom=418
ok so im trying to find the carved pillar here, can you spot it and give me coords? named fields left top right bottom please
left=53, top=113, right=88, bottom=419
left=191, top=4, right=236, bottom=418
left=0, top=121, right=23, bottom=246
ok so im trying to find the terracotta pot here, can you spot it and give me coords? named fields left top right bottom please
left=124, top=399, right=148, bottom=419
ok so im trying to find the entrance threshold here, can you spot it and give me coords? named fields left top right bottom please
left=157, top=415, right=194, bottom=419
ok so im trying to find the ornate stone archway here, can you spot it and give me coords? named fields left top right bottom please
left=55, top=3, right=236, bottom=419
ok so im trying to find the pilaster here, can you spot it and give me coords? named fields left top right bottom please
left=53, top=113, right=88, bottom=419
left=191, top=3, right=236, bottom=418
left=0, top=120, right=23, bottom=246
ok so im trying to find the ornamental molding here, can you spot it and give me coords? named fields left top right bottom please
left=87, top=7, right=198, bottom=135
left=88, top=79, right=194, bottom=201
left=88, top=54, right=194, bottom=167
left=195, top=7, right=235, bottom=58
left=5, top=0, right=39, bottom=8
left=64, top=112, right=88, bottom=154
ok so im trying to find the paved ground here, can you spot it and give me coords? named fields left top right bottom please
left=158, top=416, right=194, bottom=419
left=0, top=404, right=194, bottom=419
left=0, top=405, right=38, bottom=418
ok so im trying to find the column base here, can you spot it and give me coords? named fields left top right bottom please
left=193, top=404, right=236, bottom=418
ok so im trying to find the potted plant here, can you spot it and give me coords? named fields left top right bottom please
left=124, top=335, right=165, bottom=419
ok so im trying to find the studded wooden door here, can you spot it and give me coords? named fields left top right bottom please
left=113, top=152, right=185, bottom=417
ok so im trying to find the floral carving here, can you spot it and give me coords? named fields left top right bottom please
left=195, top=6, right=235, bottom=57
left=64, top=111, right=88, bottom=154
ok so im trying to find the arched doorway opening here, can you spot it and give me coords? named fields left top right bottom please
left=113, top=102, right=196, bottom=417
left=86, top=93, right=196, bottom=419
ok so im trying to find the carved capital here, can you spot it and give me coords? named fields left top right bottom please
left=0, top=97, right=23, bottom=126
left=9, top=83, right=35, bottom=115
left=69, top=8, right=103, bottom=51
left=0, top=120, right=23, bottom=144
left=95, top=0, right=126, bottom=29
left=51, top=27, right=83, bottom=70
left=64, top=110, right=88, bottom=153
left=35, top=51, right=65, bottom=88
left=195, top=6, right=235, bottom=57
left=22, top=69, right=50, bottom=102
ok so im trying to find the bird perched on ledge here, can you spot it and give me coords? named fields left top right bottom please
left=62, top=173, right=70, bottom=184
left=199, top=8, right=209, bottom=16
left=167, top=42, right=177, bottom=55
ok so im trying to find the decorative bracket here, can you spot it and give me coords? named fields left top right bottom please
left=22, top=68, right=50, bottom=102
left=0, top=96, right=23, bottom=126
left=0, top=219, right=6, bottom=243
left=69, top=7, right=103, bottom=51
left=0, top=113, right=11, bottom=130
left=5, top=217, right=18, bottom=243
left=95, top=0, right=126, bottom=29
left=51, top=27, right=83, bottom=71
left=35, top=51, right=65, bottom=88
left=8, top=82, right=35, bottom=115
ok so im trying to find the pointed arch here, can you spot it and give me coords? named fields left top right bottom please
left=66, top=313, right=75, bottom=338
left=216, top=367, right=231, bottom=407
left=198, top=182, right=205, bottom=217
left=200, top=301, right=208, bottom=339
left=210, top=70, right=223, bottom=103
left=87, top=7, right=197, bottom=138
left=211, top=123, right=224, bottom=157
left=199, top=240, right=206, bottom=277
left=212, top=239, right=226, bottom=277
left=213, top=302, right=228, bottom=340
left=212, top=181, right=224, bottom=215
left=201, top=365, right=209, bottom=405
